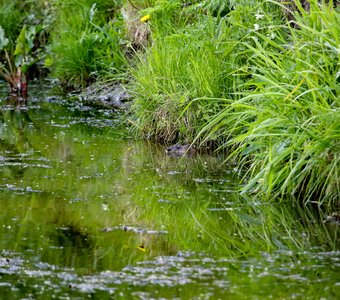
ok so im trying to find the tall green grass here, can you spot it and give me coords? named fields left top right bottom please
left=48, top=0, right=126, bottom=88
left=130, top=16, right=233, bottom=142
left=196, top=1, right=340, bottom=204
left=130, top=0, right=339, bottom=204
left=130, top=0, right=283, bottom=142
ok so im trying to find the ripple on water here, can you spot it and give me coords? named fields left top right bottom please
left=0, top=154, right=51, bottom=170
left=0, top=250, right=340, bottom=298
left=0, top=184, right=42, bottom=194
left=68, top=117, right=118, bottom=128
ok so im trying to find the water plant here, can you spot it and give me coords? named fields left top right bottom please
left=0, top=0, right=52, bottom=95
left=0, top=25, right=38, bottom=95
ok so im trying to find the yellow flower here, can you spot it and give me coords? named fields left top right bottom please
left=140, top=14, right=151, bottom=22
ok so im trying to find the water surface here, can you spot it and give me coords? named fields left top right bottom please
left=0, top=82, right=339, bottom=299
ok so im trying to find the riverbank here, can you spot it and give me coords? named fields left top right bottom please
left=0, top=0, right=339, bottom=205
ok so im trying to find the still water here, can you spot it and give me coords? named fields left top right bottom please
left=0, top=83, right=339, bottom=299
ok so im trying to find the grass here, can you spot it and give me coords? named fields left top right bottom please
left=197, top=1, right=340, bottom=204
left=129, top=0, right=339, bottom=205
left=48, top=0, right=126, bottom=88
left=129, top=0, right=285, bottom=143
left=130, top=15, right=234, bottom=142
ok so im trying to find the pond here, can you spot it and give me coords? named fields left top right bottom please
left=0, top=82, right=339, bottom=299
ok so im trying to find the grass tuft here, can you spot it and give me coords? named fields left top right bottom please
left=197, top=1, right=340, bottom=204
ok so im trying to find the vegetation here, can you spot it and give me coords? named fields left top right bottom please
left=0, top=0, right=339, bottom=205
left=0, top=0, right=46, bottom=94
left=47, top=0, right=126, bottom=88
left=218, top=2, right=340, bottom=205
left=129, top=0, right=339, bottom=205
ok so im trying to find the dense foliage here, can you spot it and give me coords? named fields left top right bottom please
left=0, top=0, right=339, bottom=205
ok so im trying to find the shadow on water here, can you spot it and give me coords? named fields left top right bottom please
left=0, top=82, right=339, bottom=299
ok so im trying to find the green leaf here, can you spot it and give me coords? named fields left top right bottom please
left=13, top=25, right=27, bottom=56
left=13, top=25, right=36, bottom=58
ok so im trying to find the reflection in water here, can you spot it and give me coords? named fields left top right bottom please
left=0, top=83, right=339, bottom=299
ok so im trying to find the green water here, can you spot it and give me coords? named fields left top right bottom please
left=0, top=83, right=339, bottom=299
